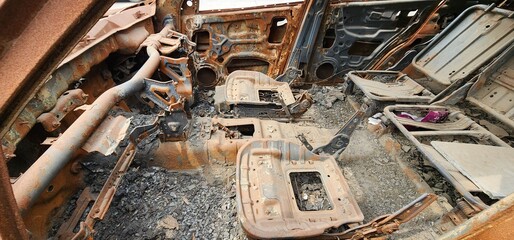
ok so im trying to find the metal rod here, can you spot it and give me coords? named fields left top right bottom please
left=12, top=45, right=161, bottom=215
left=384, top=106, right=489, bottom=210
left=410, top=130, right=485, bottom=137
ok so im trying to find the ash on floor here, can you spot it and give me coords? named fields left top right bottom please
left=290, top=171, right=333, bottom=211
left=57, top=85, right=449, bottom=240
left=94, top=166, right=245, bottom=240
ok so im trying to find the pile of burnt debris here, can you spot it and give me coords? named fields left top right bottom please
left=2, top=0, right=514, bottom=239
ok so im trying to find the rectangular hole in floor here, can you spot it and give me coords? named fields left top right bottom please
left=290, top=171, right=333, bottom=211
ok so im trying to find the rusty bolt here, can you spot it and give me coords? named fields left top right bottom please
left=300, top=99, right=311, bottom=109
left=70, top=161, right=82, bottom=174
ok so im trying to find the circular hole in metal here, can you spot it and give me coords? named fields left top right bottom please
left=47, top=185, right=54, bottom=192
left=315, top=62, right=335, bottom=80
left=196, top=67, right=217, bottom=87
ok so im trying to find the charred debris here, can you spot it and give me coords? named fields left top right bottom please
left=1, top=0, right=514, bottom=239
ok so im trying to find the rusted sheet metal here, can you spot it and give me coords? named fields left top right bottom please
left=236, top=139, right=364, bottom=239
left=56, top=188, right=96, bottom=240
left=152, top=117, right=334, bottom=169
left=155, top=0, right=184, bottom=31
left=23, top=160, right=84, bottom=239
left=180, top=4, right=304, bottom=87
left=412, top=5, right=514, bottom=93
left=288, top=0, right=439, bottom=86
left=214, top=70, right=312, bottom=118
left=347, top=70, right=436, bottom=103
left=439, top=193, right=514, bottom=240
left=0, top=0, right=116, bottom=143
left=1, top=6, right=155, bottom=159
left=466, top=44, right=514, bottom=129
left=159, top=56, right=194, bottom=103
left=0, top=147, right=28, bottom=240
left=141, top=55, right=194, bottom=111
left=369, top=1, right=444, bottom=71
left=62, top=3, right=156, bottom=65
left=82, top=115, right=131, bottom=156
left=12, top=43, right=162, bottom=215
left=384, top=105, right=510, bottom=210
left=36, top=89, right=89, bottom=132
left=322, top=193, right=438, bottom=239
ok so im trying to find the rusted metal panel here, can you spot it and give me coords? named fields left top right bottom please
left=23, top=160, right=84, bottom=239
left=180, top=3, right=304, bottom=87
left=467, top=44, right=514, bottom=129
left=0, top=147, right=28, bottom=240
left=439, top=193, right=514, bottom=240
left=384, top=104, right=511, bottom=210
left=36, top=89, right=89, bottom=132
left=412, top=5, right=514, bottom=93
left=0, top=0, right=117, bottom=142
left=214, top=70, right=312, bottom=118
left=236, top=139, right=364, bottom=239
left=151, top=117, right=334, bottom=169
left=82, top=115, right=131, bottom=156
left=287, top=0, right=439, bottom=86
left=347, top=70, right=435, bottom=103
left=1, top=5, right=155, bottom=159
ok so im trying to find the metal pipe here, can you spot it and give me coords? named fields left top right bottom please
left=0, top=147, right=29, bottom=239
left=2, top=22, right=151, bottom=158
left=12, top=45, right=161, bottom=215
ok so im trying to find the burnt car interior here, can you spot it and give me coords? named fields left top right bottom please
left=1, top=0, right=514, bottom=239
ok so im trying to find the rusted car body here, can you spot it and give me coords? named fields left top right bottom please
left=1, top=0, right=513, bottom=239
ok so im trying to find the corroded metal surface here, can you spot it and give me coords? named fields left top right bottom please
left=347, top=70, right=435, bottom=103
left=384, top=104, right=510, bottom=210
left=152, top=117, right=334, bottom=169
left=1, top=5, right=155, bottom=159
left=2, top=1, right=514, bottom=239
left=467, top=44, right=514, bottom=129
left=412, top=5, right=514, bottom=93
left=36, top=89, right=89, bottom=132
left=440, top=193, right=514, bottom=240
left=12, top=43, right=162, bottom=215
left=0, top=147, right=28, bottom=240
left=236, top=139, right=363, bottom=239
left=82, top=115, right=131, bottom=156
left=180, top=3, right=305, bottom=87
left=288, top=0, right=439, bottom=86
left=0, top=0, right=117, bottom=144
left=214, top=70, right=312, bottom=118
left=322, top=193, right=438, bottom=239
